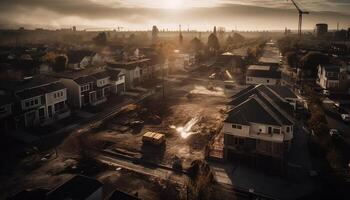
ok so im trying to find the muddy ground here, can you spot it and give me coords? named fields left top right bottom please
left=95, top=76, right=229, bottom=169
left=0, top=69, right=237, bottom=199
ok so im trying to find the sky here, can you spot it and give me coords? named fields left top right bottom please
left=0, top=0, right=349, bottom=31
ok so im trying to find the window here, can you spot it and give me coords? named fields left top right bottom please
left=34, top=99, right=38, bottom=104
left=25, top=102, right=30, bottom=107
left=54, top=93, right=57, bottom=98
left=231, top=124, right=242, bottom=129
left=286, top=127, right=290, bottom=133
left=273, top=128, right=280, bottom=134
left=81, top=85, right=89, bottom=92
left=267, top=79, right=270, bottom=83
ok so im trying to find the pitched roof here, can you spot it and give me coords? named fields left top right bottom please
left=107, top=58, right=150, bottom=70
left=246, top=65, right=281, bottom=79
left=50, top=68, right=110, bottom=85
left=267, top=85, right=297, bottom=99
left=228, top=84, right=294, bottom=125
left=47, top=175, right=102, bottom=200
left=16, top=82, right=65, bottom=100
left=225, top=96, right=282, bottom=126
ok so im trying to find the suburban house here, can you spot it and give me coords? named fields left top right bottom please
left=317, top=64, right=349, bottom=92
left=107, top=58, right=153, bottom=89
left=47, top=175, right=103, bottom=200
left=0, top=77, right=71, bottom=128
left=10, top=175, right=103, bottom=200
left=0, top=94, right=14, bottom=134
left=223, top=84, right=296, bottom=171
left=246, top=65, right=281, bottom=85
left=213, top=52, right=245, bottom=75
left=52, top=68, right=125, bottom=108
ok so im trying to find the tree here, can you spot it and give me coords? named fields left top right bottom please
left=187, top=160, right=214, bottom=200
left=190, top=37, right=204, bottom=53
left=207, top=33, right=220, bottom=54
left=300, top=51, right=329, bottom=78
left=53, top=55, right=68, bottom=72
left=285, top=51, right=298, bottom=68
left=152, top=25, right=159, bottom=44
left=93, top=32, right=107, bottom=46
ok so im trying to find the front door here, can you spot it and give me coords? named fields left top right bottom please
left=48, top=105, right=53, bottom=118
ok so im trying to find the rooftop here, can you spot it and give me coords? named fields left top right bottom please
left=228, top=84, right=295, bottom=126
left=248, top=65, right=270, bottom=71
left=47, top=175, right=102, bottom=200
left=107, top=58, right=151, bottom=70
left=246, top=65, right=281, bottom=79
left=16, top=82, right=65, bottom=100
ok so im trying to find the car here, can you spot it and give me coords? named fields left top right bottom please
left=341, top=114, right=350, bottom=122
left=329, top=129, right=342, bottom=137
left=323, top=90, right=330, bottom=96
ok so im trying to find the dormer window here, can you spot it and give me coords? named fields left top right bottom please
left=232, top=124, right=242, bottom=129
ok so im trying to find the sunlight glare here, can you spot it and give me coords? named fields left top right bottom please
left=162, top=0, right=185, bottom=9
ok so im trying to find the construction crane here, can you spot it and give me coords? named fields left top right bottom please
left=289, top=0, right=309, bottom=37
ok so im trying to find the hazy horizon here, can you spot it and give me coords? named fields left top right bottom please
left=0, top=0, right=349, bottom=31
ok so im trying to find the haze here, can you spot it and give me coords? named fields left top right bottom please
left=0, top=0, right=349, bottom=30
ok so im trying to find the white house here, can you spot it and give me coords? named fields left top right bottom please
left=107, top=58, right=152, bottom=89
left=317, top=64, right=350, bottom=93
left=0, top=77, right=71, bottom=128
left=246, top=65, right=281, bottom=85
left=224, top=84, right=296, bottom=170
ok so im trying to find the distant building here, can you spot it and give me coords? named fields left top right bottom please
left=224, top=84, right=296, bottom=171
left=258, top=41, right=281, bottom=67
left=246, top=65, right=281, bottom=85
left=334, top=29, right=347, bottom=41
left=316, top=23, right=328, bottom=37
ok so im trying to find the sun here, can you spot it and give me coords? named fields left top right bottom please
left=162, top=0, right=185, bottom=9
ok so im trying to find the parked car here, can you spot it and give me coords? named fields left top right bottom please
left=341, top=114, right=350, bottom=122
left=329, top=129, right=342, bottom=137
left=323, top=90, right=330, bottom=96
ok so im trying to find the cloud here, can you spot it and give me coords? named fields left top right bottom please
left=0, top=0, right=349, bottom=30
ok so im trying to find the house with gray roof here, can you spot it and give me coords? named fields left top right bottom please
left=223, top=84, right=296, bottom=171
left=246, top=65, right=281, bottom=85
left=0, top=76, right=70, bottom=128
left=51, top=68, right=125, bottom=108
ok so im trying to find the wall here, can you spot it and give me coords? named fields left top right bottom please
left=246, top=76, right=278, bottom=85
left=60, top=78, right=81, bottom=108
left=222, top=122, right=250, bottom=137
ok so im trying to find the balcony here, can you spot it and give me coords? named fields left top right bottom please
left=249, top=131, right=285, bottom=142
